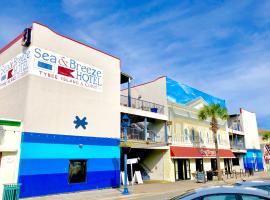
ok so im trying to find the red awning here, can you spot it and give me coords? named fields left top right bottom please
left=170, top=146, right=235, bottom=158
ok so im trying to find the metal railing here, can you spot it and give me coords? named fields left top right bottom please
left=120, top=95, right=164, bottom=114
left=230, top=142, right=246, bottom=150
left=228, top=123, right=242, bottom=132
left=171, top=135, right=229, bottom=146
left=121, top=127, right=165, bottom=143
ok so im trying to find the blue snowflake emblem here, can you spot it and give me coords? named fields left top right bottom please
left=73, top=116, right=88, bottom=129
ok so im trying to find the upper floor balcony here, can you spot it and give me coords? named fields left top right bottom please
left=170, top=134, right=229, bottom=148
left=227, top=115, right=244, bottom=135
left=121, top=127, right=166, bottom=143
left=121, top=95, right=164, bottom=115
left=229, top=135, right=246, bottom=152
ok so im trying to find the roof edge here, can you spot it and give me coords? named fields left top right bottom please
left=0, top=34, right=22, bottom=55
left=121, top=75, right=166, bottom=91
left=33, top=22, right=120, bottom=61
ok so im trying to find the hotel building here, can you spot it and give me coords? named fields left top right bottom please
left=0, top=22, right=120, bottom=198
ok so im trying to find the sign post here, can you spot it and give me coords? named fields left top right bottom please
left=121, top=114, right=130, bottom=195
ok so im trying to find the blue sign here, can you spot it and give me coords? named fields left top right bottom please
left=73, top=116, right=88, bottom=129
left=121, top=114, right=130, bottom=127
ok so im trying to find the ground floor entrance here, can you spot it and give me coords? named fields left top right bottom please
left=120, top=148, right=169, bottom=182
left=174, top=159, right=191, bottom=180
left=224, top=158, right=233, bottom=174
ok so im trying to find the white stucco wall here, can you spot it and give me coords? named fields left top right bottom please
left=121, top=76, right=168, bottom=116
left=1, top=22, right=121, bottom=139
left=240, top=108, right=260, bottom=149
left=142, top=149, right=166, bottom=180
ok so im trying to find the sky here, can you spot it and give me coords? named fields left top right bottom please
left=0, top=0, right=269, bottom=129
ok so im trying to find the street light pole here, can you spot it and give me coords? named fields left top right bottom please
left=123, top=126, right=129, bottom=195
left=121, top=114, right=130, bottom=195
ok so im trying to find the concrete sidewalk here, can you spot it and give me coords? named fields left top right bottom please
left=24, top=172, right=270, bottom=200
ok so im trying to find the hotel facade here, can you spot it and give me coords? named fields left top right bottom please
left=0, top=22, right=120, bottom=198
left=0, top=22, right=264, bottom=198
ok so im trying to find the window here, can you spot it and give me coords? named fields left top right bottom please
left=69, top=160, right=87, bottom=184
left=232, top=158, right=240, bottom=166
left=196, top=159, right=204, bottom=172
left=199, top=131, right=203, bottom=143
left=191, top=129, right=195, bottom=141
left=184, top=128, right=189, bottom=140
left=211, top=158, right=217, bottom=171
left=207, top=132, right=210, bottom=143
left=241, top=194, right=268, bottom=200
left=202, top=194, right=236, bottom=200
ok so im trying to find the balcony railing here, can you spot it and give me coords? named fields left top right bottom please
left=230, top=142, right=245, bottom=150
left=228, top=123, right=242, bottom=132
left=120, top=95, right=164, bottom=114
left=121, top=127, right=165, bottom=143
left=171, top=135, right=229, bottom=146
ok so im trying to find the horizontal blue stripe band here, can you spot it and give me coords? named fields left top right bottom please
left=19, top=170, right=120, bottom=198
left=38, top=61, right=52, bottom=70
left=19, top=158, right=120, bottom=175
left=22, top=132, right=120, bottom=146
left=20, top=143, right=120, bottom=159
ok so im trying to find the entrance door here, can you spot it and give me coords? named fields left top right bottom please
left=196, top=159, right=204, bottom=172
left=211, top=158, right=217, bottom=171
left=224, top=159, right=232, bottom=174
left=174, top=159, right=191, bottom=180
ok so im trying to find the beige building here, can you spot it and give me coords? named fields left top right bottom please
left=123, top=76, right=234, bottom=182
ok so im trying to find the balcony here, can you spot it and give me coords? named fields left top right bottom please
left=230, top=142, right=245, bottom=150
left=121, top=95, right=164, bottom=115
left=121, top=127, right=166, bottom=144
left=170, top=135, right=229, bottom=147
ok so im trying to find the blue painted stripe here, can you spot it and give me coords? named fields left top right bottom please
left=19, top=158, right=120, bottom=175
left=19, top=170, right=120, bottom=198
left=38, top=61, right=52, bottom=70
left=22, top=132, right=120, bottom=146
left=20, top=143, right=120, bottom=159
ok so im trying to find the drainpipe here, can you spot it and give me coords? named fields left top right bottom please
left=144, top=117, right=147, bottom=141
left=128, top=78, right=131, bottom=107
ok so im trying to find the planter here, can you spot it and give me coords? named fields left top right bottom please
left=121, top=146, right=131, bottom=154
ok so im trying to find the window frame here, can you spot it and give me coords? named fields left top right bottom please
left=68, top=159, right=87, bottom=184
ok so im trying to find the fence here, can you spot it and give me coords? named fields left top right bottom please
left=120, top=95, right=164, bottom=114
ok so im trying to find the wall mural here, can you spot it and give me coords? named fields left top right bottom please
left=166, top=77, right=226, bottom=107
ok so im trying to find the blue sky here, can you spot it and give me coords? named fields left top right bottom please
left=0, top=0, right=269, bottom=129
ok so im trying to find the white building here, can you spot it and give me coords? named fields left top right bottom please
left=0, top=22, right=120, bottom=198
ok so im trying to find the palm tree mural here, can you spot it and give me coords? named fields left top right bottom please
left=198, top=104, right=228, bottom=181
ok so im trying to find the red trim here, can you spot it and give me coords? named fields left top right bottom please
left=33, top=22, right=120, bottom=60
left=121, top=76, right=166, bottom=91
left=240, top=107, right=255, bottom=114
left=170, top=146, right=235, bottom=158
left=0, top=34, right=22, bottom=55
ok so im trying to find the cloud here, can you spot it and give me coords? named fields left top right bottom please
left=62, top=0, right=270, bottom=128
left=1, top=1, right=269, bottom=128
